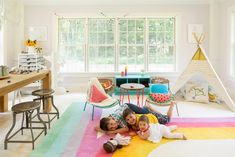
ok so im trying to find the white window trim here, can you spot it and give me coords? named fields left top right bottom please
left=117, top=18, right=146, bottom=72
left=53, top=13, right=179, bottom=75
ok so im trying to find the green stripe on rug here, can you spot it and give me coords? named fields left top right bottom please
left=30, top=102, right=84, bottom=157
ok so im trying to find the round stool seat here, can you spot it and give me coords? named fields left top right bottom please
left=32, top=89, right=55, bottom=97
left=12, top=101, right=40, bottom=113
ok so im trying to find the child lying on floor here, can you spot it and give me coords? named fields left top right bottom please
left=137, top=115, right=187, bottom=143
left=95, top=102, right=175, bottom=135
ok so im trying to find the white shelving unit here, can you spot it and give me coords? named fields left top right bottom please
left=18, top=53, right=45, bottom=90
left=18, top=53, right=45, bottom=71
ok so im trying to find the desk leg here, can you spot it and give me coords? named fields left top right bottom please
left=0, top=95, right=8, bottom=112
left=42, top=71, right=52, bottom=112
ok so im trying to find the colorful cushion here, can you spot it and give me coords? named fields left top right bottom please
left=149, top=93, right=172, bottom=103
left=185, top=83, right=209, bottom=103
left=150, top=84, right=169, bottom=94
left=90, top=85, right=108, bottom=103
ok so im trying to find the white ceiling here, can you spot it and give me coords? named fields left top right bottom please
left=23, top=0, right=225, bottom=6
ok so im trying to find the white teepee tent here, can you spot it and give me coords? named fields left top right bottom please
left=172, top=33, right=235, bottom=112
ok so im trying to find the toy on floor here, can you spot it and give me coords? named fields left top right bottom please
left=103, top=133, right=131, bottom=153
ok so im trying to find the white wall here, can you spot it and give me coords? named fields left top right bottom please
left=215, top=0, right=235, bottom=91
left=4, top=0, right=24, bottom=67
left=23, top=4, right=210, bottom=91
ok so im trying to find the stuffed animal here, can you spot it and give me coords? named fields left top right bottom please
left=103, top=133, right=131, bottom=153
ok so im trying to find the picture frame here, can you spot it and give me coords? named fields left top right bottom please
left=28, top=26, right=48, bottom=41
left=188, top=24, right=203, bottom=43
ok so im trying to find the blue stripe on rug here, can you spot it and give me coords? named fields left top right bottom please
left=30, top=102, right=84, bottom=157
left=60, top=105, right=93, bottom=157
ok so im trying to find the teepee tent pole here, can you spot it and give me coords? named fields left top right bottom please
left=192, top=32, right=200, bottom=44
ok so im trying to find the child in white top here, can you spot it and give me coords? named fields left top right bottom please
left=137, top=115, right=187, bottom=143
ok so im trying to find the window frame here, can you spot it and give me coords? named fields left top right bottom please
left=117, top=18, right=146, bottom=72
left=87, top=18, right=116, bottom=72
left=147, top=18, right=176, bottom=72
left=57, top=16, right=177, bottom=74
left=58, top=18, right=86, bottom=73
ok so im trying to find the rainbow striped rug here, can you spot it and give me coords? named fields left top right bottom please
left=30, top=103, right=235, bottom=157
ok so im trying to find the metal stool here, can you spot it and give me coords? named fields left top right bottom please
left=32, top=89, right=59, bottom=129
left=4, top=101, right=47, bottom=150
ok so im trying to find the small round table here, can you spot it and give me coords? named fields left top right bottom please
left=120, top=83, right=145, bottom=107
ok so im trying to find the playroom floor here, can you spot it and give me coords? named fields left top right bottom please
left=0, top=92, right=235, bottom=157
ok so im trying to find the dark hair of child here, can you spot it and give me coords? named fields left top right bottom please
left=122, top=108, right=135, bottom=119
left=139, top=115, right=149, bottom=124
left=100, top=117, right=110, bottom=131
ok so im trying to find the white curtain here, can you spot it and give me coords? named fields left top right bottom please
left=232, top=12, right=235, bottom=75
left=0, top=0, right=3, bottom=65
left=4, top=0, right=23, bottom=24
left=0, top=0, right=3, bottom=31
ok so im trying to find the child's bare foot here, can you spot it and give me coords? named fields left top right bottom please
left=182, top=135, right=187, bottom=140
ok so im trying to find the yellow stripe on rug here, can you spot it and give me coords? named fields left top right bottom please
left=113, top=127, right=235, bottom=157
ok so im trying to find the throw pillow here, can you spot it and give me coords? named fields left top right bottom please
left=179, top=81, right=194, bottom=98
left=185, top=83, right=209, bottom=103
left=90, top=85, right=108, bottom=103
left=149, top=93, right=173, bottom=103
left=150, top=84, right=169, bottom=94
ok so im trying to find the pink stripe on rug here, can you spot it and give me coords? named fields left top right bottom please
left=168, top=117, right=235, bottom=127
left=170, top=117, right=235, bottom=123
left=75, top=108, right=112, bottom=157
left=168, top=122, right=235, bottom=127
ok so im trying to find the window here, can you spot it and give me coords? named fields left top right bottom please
left=88, top=19, right=115, bottom=72
left=148, top=18, right=175, bottom=72
left=57, top=17, right=175, bottom=73
left=58, top=18, right=85, bottom=72
left=118, top=19, right=145, bottom=72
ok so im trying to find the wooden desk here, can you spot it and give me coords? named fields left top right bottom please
left=0, top=70, right=51, bottom=112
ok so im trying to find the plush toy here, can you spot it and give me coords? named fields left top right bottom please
left=103, top=133, right=131, bottom=153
